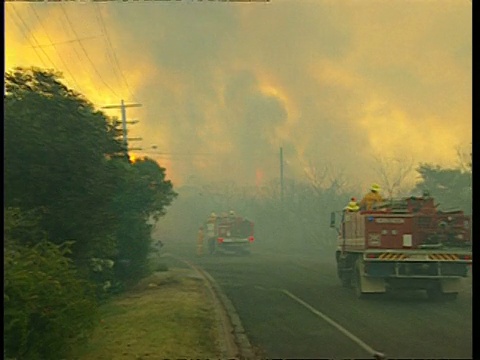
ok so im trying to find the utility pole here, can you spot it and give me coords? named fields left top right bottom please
left=280, top=147, right=284, bottom=203
left=102, top=99, right=142, bottom=158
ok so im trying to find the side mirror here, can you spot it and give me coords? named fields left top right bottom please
left=330, top=212, right=336, bottom=228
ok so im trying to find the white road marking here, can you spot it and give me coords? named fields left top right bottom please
left=164, top=253, right=385, bottom=359
left=281, top=289, right=386, bottom=360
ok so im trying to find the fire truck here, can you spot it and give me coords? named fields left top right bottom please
left=330, top=195, right=472, bottom=300
left=206, top=213, right=255, bottom=255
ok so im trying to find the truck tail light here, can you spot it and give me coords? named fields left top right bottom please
left=248, top=236, right=255, bottom=242
left=217, top=238, right=224, bottom=243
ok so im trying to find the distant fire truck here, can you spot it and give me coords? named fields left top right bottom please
left=330, top=195, right=472, bottom=300
left=205, top=212, right=255, bottom=255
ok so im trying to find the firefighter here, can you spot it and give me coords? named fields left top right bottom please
left=205, top=213, right=217, bottom=254
left=208, top=212, right=217, bottom=222
left=344, top=198, right=360, bottom=212
left=197, top=225, right=205, bottom=256
left=359, top=183, right=384, bottom=210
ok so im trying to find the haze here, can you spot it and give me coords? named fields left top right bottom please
left=5, top=0, right=472, bottom=192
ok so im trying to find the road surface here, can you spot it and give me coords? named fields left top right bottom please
left=165, top=241, right=473, bottom=359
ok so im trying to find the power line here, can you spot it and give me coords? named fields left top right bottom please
left=59, top=3, right=120, bottom=99
left=53, top=7, right=92, bottom=78
left=28, top=4, right=83, bottom=92
left=9, top=6, right=51, bottom=68
left=94, top=5, right=123, bottom=96
left=94, top=3, right=137, bottom=102
left=140, top=150, right=215, bottom=157
left=9, top=14, right=46, bottom=67
left=28, top=35, right=103, bottom=49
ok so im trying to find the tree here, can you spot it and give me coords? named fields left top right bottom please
left=111, top=157, right=177, bottom=283
left=373, top=154, right=415, bottom=199
left=4, top=67, right=124, bottom=260
left=5, top=67, right=179, bottom=290
left=414, top=163, right=472, bottom=214
left=455, top=145, right=472, bottom=173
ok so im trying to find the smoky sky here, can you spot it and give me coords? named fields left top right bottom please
left=5, top=0, right=472, bottom=192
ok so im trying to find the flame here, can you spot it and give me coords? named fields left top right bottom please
left=129, top=153, right=142, bottom=163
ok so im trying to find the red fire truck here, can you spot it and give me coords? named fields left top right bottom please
left=206, top=213, right=255, bottom=255
left=330, top=195, right=472, bottom=300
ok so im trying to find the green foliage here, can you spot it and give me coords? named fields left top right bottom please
left=4, top=67, right=178, bottom=286
left=414, top=163, right=472, bottom=214
left=112, top=157, right=177, bottom=284
left=4, top=67, right=124, bottom=261
left=4, top=207, right=47, bottom=245
left=114, top=219, right=153, bottom=284
left=131, top=158, right=178, bottom=221
left=4, top=240, right=98, bottom=360
left=3, top=66, right=180, bottom=358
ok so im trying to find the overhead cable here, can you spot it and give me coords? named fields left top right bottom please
left=60, top=3, right=120, bottom=99
left=10, top=6, right=51, bottom=68
left=94, top=3, right=138, bottom=102
left=29, top=35, right=103, bottom=49
left=29, top=4, right=84, bottom=92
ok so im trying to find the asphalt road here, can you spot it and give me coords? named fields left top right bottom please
left=166, top=241, right=473, bottom=360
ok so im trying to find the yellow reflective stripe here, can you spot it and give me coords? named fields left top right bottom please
left=377, top=253, right=407, bottom=260
left=428, top=254, right=460, bottom=260
left=374, top=253, right=466, bottom=261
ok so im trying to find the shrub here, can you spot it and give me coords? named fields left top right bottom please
left=4, top=240, right=98, bottom=359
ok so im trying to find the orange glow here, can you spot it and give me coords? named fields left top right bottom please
left=5, top=2, right=471, bottom=190
left=5, top=4, right=144, bottom=110
left=129, top=153, right=144, bottom=163
left=257, top=75, right=300, bottom=123
left=255, top=168, right=265, bottom=188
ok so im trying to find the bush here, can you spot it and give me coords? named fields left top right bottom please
left=4, top=240, right=98, bottom=359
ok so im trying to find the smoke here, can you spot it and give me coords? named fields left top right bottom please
left=5, top=0, right=472, bottom=191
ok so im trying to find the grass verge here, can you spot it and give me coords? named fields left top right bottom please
left=71, top=268, right=221, bottom=360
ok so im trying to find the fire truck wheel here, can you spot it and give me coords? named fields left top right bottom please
left=426, top=283, right=458, bottom=301
left=352, top=260, right=366, bottom=299
left=336, top=253, right=351, bottom=287
left=442, top=292, right=459, bottom=301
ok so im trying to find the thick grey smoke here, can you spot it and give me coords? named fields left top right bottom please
left=5, top=0, right=472, bottom=192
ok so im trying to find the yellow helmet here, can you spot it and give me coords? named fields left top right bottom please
left=346, top=201, right=359, bottom=211
left=371, top=183, right=381, bottom=192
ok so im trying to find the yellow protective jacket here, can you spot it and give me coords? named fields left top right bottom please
left=197, top=229, right=205, bottom=244
left=360, top=191, right=383, bottom=210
